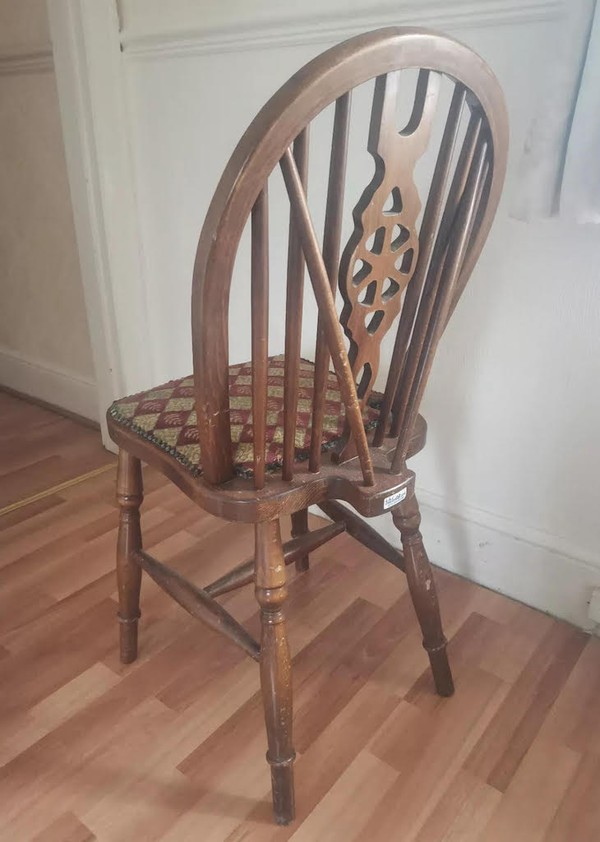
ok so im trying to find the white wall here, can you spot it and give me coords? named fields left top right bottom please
left=0, top=0, right=97, bottom=420
left=53, top=0, right=600, bottom=629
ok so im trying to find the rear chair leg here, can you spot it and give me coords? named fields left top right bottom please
left=291, top=508, right=309, bottom=572
left=392, top=494, right=454, bottom=697
left=255, top=520, right=296, bottom=825
left=116, top=450, right=143, bottom=664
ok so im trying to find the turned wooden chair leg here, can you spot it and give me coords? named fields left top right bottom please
left=392, top=494, right=454, bottom=697
left=116, top=450, right=143, bottom=664
left=255, top=520, right=296, bottom=825
left=291, top=509, right=309, bottom=572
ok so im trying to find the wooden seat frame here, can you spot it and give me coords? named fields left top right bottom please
left=108, top=27, right=508, bottom=825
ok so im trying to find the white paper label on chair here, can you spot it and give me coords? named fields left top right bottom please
left=383, top=487, right=408, bottom=509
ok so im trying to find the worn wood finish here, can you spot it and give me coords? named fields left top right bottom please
left=108, top=414, right=425, bottom=522
left=204, top=519, right=345, bottom=597
left=133, top=549, right=261, bottom=662
left=251, top=187, right=270, bottom=489
left=255, top=520, right=295, bottom=824
left=0, top=415, right=598, bottom=841
left=310, top=92, right=351, bottom=473
left=392, top=494, right=454, bottom=697
left=107, top=28, right=509, bottom=824
left=283, top=129, right=310, bottom=482
left=291, top=508, right=310, bottom=572
left=116, top=451, right=143, bottom=664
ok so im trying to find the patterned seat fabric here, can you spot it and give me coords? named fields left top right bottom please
left=108, top=355, right=381, bottom=478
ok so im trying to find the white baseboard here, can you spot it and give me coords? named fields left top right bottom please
left=0, top=346, right=99, bottom=422
left=313, top=495, right=600, bottom=634
left=374, top=501, right=600, bottom=633
left=0, top=48, right=53, bottom=76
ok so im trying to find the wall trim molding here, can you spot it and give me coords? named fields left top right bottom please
left=417, top=485, right=598, bottom=573
left=377, top=495, right=600, bottom=633
left=120, top=0, right=563, bottom=59
left=316, top=494, right=600, bottom=634
left=48, top=0, right=153, bottom=450
left=0, top=346, right=98, bottom=422
left=0, top=48, right=53, bottom=76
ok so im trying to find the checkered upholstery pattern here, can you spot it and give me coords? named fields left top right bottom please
left=108, top=355, right=381, bottom=478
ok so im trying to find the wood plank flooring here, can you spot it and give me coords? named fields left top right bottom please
left=0, top=392, right=113, bottom=512
left=0, top=396, right=598, bottom=840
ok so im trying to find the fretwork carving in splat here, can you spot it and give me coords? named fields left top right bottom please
left=339, top=69, right=440, bottom=407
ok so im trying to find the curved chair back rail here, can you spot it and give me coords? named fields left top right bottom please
left=191, top=26, right=508, bottom=490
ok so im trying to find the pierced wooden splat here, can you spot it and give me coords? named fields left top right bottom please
left=339, top=69, right=440, bottom=408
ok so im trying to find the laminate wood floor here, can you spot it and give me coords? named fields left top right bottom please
left=0, top=392, right=114, bottom=511
left=0, top=397, right=598, bottom=841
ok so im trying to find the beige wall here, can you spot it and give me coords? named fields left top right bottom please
left=0, top=0, right=96, bottom=416
left=0, top=0, right=50, bottom=50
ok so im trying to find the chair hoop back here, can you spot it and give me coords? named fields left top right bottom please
left=191, top=27, right=508, bottom=487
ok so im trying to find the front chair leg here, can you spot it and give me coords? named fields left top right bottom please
left=255, top=520, right=296, bottom=825
left=392, top=494, right=454, bottom=697
left=291, top=508, right=309, bottom=572
left=116, top=450, right=143, bottom=664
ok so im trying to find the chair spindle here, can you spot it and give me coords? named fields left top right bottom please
left=280, top=148, right=375, bottom=486
left=389, top=108, right=484, bottom=440
left=310, top=93, right=351, bottom=472
left=251, top=186, right=270, bottom=489
left=373, top=83, right=467, bottom=445
left=283, top=129, right=310, bottom=481
left=392, top=137, right=490, bottom=470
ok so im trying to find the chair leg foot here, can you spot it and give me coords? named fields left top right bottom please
left=392, top=494, right=454, bottom=698
left=116, top=450, right=143, bottom=665
left=255, top=520, right=296, bottom=825
left=291, top=509, right=309, bottom=573
left=118, top=616, right=139, bottom=665
left=269, top=755, right=296, bottom=825
left=427, top=644, right=454, bottom=697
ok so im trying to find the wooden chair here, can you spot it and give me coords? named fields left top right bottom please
left=107, top=27, right=508, bottom=825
